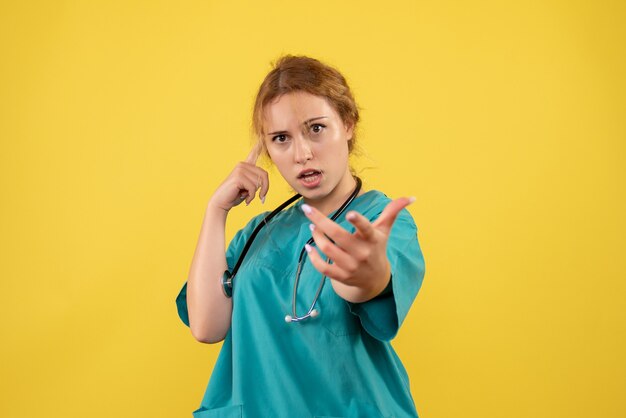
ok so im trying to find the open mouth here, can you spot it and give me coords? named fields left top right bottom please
left=298, top=169, right=321, bottom=179
left=298, top=169, right=322, bottom=187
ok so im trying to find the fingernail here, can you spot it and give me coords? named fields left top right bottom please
left=408, top=196, right=416, bottom=204
left=346, top=211, right=356, bottom=221
left=309, top=223, right=315, bottom=232
left=304, top=243, right=312, bottom=253
left=301, top=204, right=312, bottom=214
left=261, top=195, right=265, bottom=204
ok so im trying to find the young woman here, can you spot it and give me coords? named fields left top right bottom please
left=176, top=55, right=426, bottom=418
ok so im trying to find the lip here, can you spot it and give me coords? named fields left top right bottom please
left=297, top=168, right=322, bottom=178
left=297, top=169, right=323, bottom=189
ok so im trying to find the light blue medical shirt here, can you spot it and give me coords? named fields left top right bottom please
left=176, top=190, right=426, bottom=418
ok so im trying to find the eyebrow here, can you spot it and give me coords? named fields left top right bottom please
left=267, top=116, right=328, bottom=136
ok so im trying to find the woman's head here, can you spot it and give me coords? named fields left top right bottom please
left=251, top=55, right=361, bottom=204
left=252, top=55, right=360, bottom=157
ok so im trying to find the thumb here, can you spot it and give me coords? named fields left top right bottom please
left=372, top=197, right=416, bottom=235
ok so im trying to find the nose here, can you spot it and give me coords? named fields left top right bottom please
left=293, top=135, right=313, bottom=164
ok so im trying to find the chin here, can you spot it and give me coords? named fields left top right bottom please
left=289, top=177, right=321, bottom=197
left=294, top=185, right=325, bottom=200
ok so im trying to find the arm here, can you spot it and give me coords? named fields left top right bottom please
left=185, top=144, right=269, bottom=344
left=186, top=203, right=231, bottom=344
left=305, top=202, right=425, bottom=342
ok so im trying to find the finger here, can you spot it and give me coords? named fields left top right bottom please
left=259, top=176, right=269, bottom=203
left=250, top=167, right=269, bottom=203
left=239, top=163, right=269, bottom=203
left=304, top=243, right=350, bottom=282
left=245, top=169, right=267, bottom=190
left=245, top=142, right=262, bottom=165
left=309, top=223, right=359, bottom=273
left=300, top=203, right=353, bottom=249
left=236, top=175, right=259, bottom=205
left=372, top=197, right=416, bottom=234
left=239, top=172, right=265, bottom=205
left=345, top=210, right=377, bottom=242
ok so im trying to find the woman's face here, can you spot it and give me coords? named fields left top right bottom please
left=263, top=91, right=354, bottom=203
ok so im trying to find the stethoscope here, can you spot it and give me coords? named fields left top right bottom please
left=221, top=177, right=362, bottom=323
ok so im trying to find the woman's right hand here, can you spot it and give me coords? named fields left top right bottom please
left=208, top=143, right=269, bottom=212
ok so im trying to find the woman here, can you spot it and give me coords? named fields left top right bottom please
left=176, top=55, right=426, bottom=418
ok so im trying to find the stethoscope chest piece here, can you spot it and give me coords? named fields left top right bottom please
left=222, top=270, right=233, bottom=298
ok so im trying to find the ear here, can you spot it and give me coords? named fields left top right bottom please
left=345, top=121, right=354, bottom=141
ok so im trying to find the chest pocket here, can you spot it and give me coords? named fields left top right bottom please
left=233, top=245, right=289, bottom=305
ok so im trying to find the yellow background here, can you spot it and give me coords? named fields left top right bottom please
left=1, top=1, right=624, bottom=417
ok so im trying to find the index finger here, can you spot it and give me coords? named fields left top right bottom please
left=245, top=142, right=262, bottom=165
left=301, top=204, right=354, bottom=248
left=372, top=197, right=416, bottom=235
left=346, top=210, right=376, bottom=241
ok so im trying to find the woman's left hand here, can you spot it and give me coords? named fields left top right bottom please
left=301, top=197, right=415, bottom=303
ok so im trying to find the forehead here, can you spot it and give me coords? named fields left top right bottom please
left=263, top=91, right=337, bottom=130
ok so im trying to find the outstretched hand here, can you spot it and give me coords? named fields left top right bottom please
left=301, top=196, right=415, bottom=303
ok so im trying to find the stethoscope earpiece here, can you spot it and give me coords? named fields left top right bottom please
left=284, top=308, right=319, bottom=323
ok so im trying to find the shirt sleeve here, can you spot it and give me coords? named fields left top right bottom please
left=175, top=211, right=270, bottom=328
left=346, top=208, right=426, bottom=342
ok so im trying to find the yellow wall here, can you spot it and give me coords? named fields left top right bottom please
left=1, top=1, right=624, bottom=417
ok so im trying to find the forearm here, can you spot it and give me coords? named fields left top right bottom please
left=186, top=203, right=232, bottom=343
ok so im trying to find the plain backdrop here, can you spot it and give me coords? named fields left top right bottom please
left=1, top=1, right=624, bottom=417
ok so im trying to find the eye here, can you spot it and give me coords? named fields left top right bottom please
left=310, top=123, right=326, bottom=134
left=272, top=134, right=288, bottom=143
